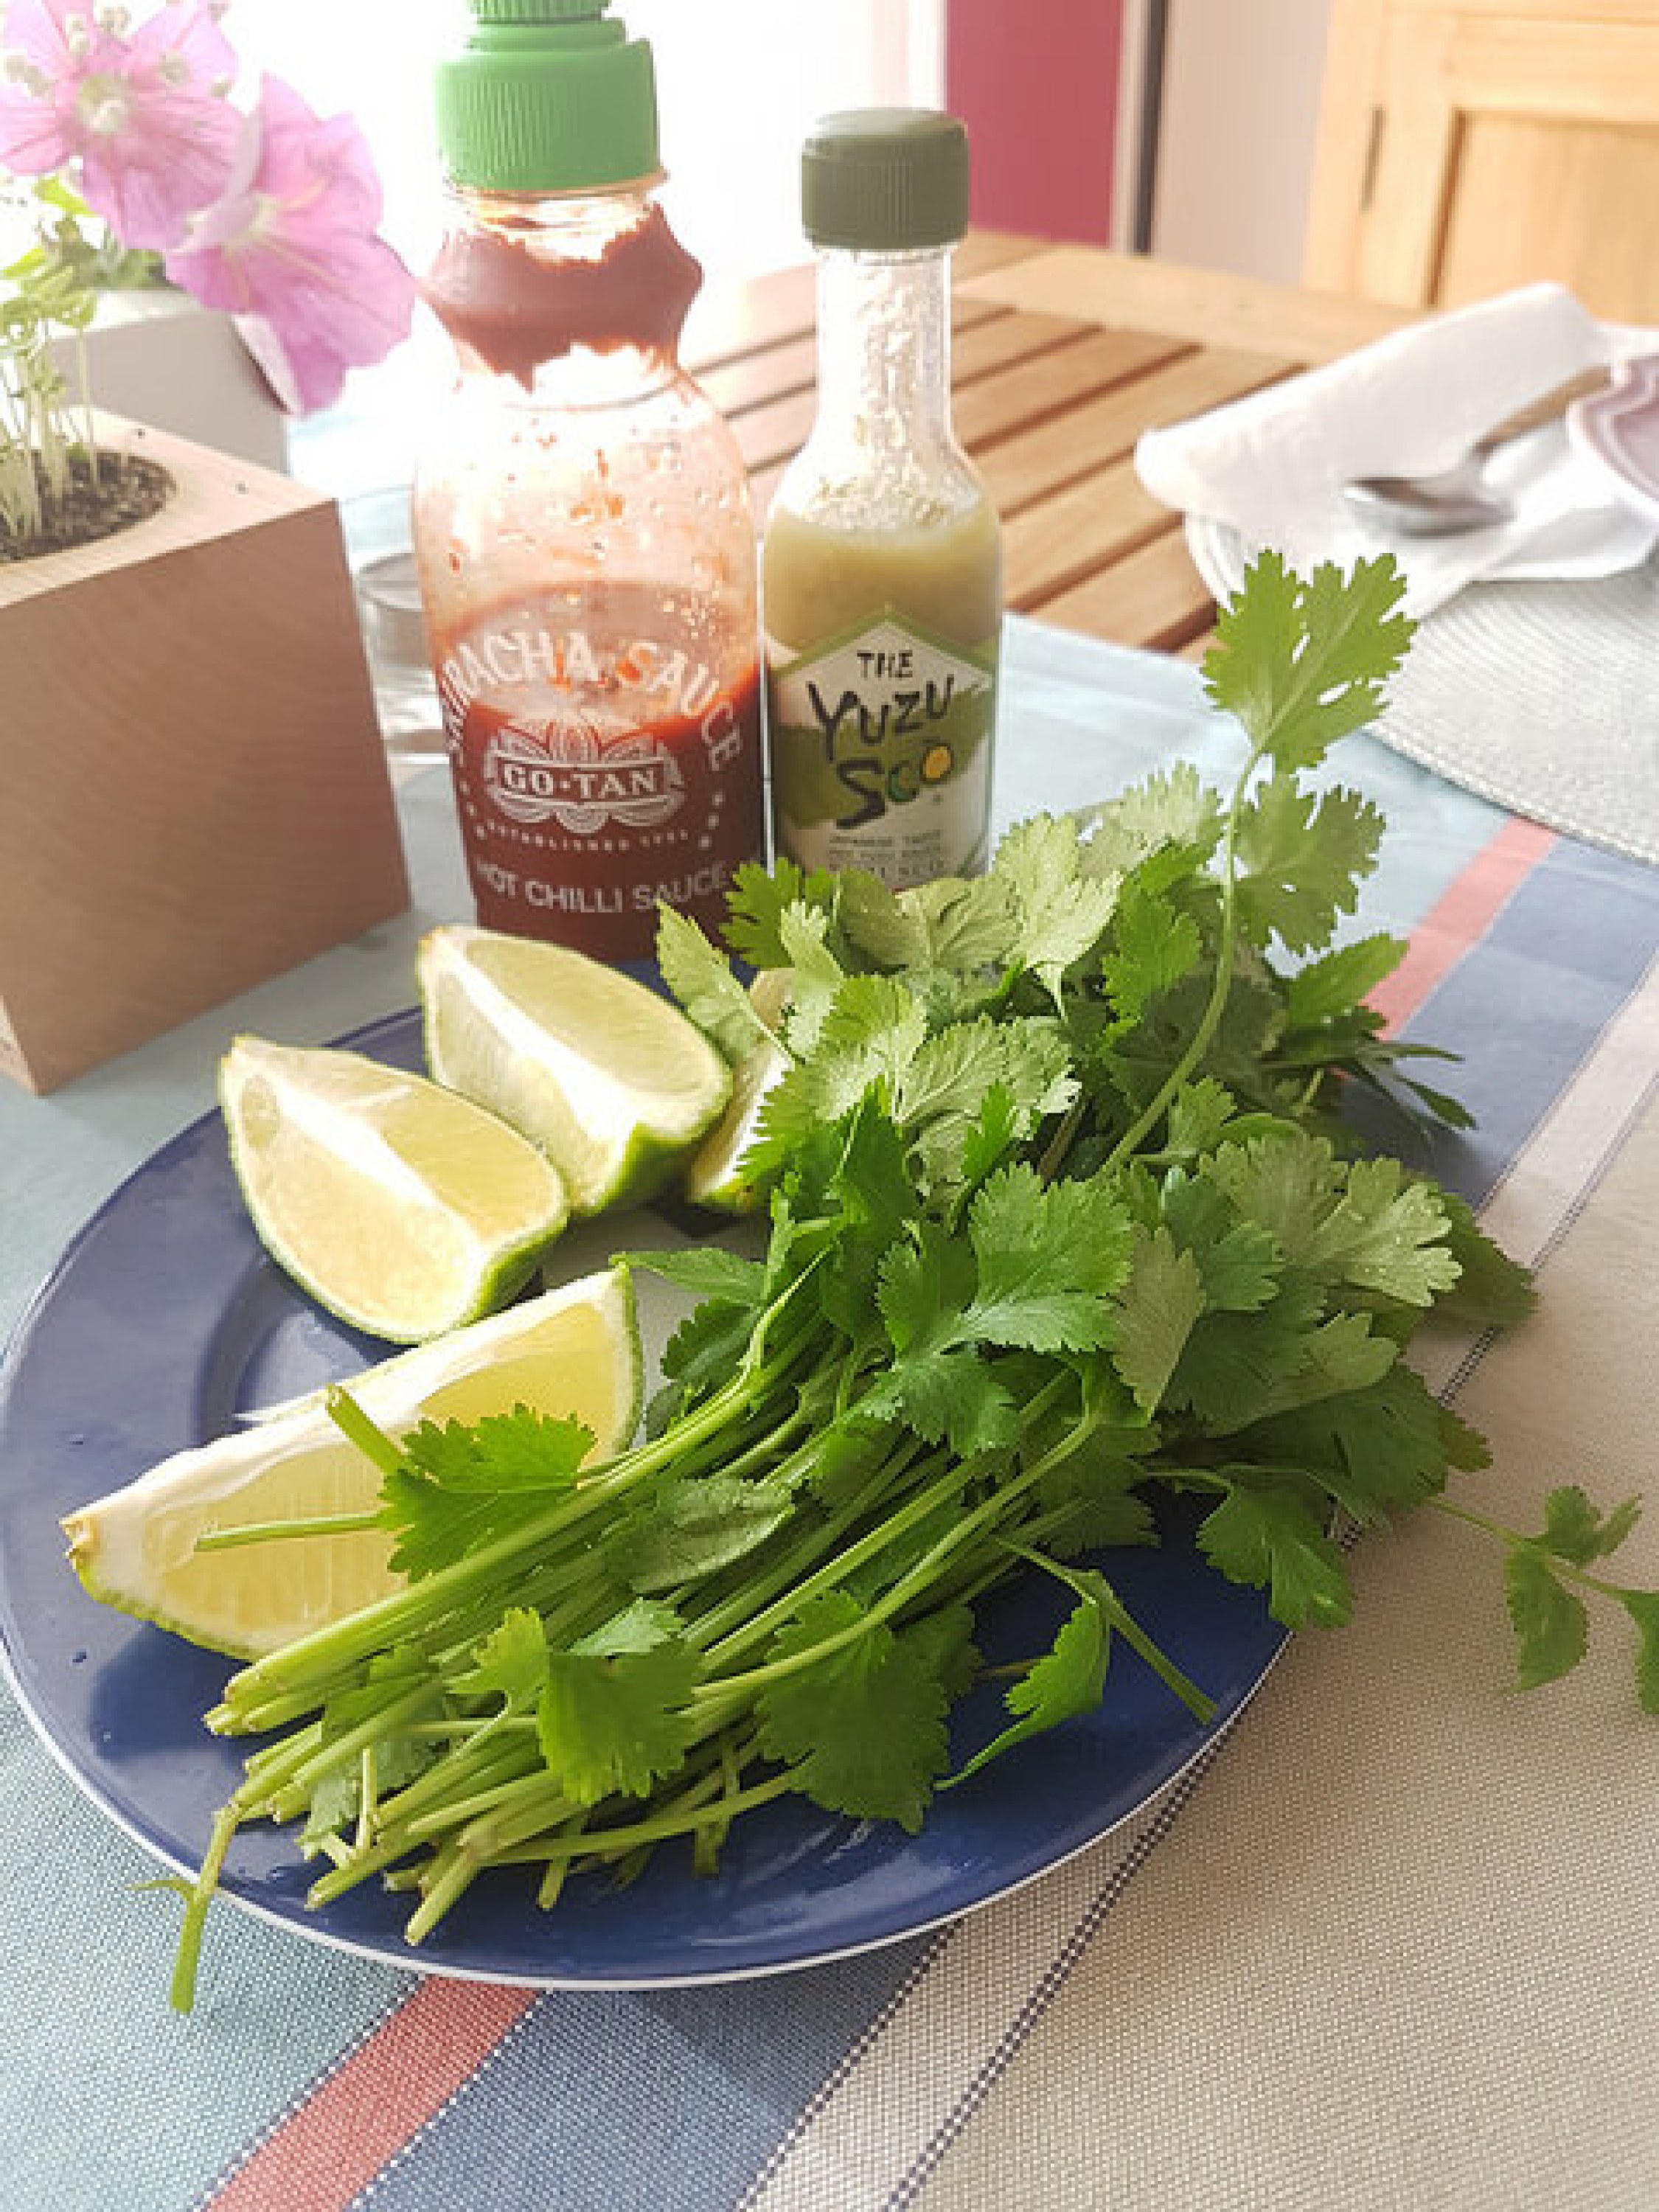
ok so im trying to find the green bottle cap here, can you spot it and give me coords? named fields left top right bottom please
left=436, top=0, right=661, bottom=195
left=799, top=108, right=972, bottom=252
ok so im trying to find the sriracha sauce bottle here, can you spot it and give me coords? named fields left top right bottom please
left=414, top=0, right=764, bottom=965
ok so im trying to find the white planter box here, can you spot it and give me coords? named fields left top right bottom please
left=50, top=291, right=288, bottom=473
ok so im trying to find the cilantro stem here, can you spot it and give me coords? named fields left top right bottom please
left=1430, top=1497, right=1641, bottom=1601
left=695, top=1444, right=959, bottom=1674
left=170, top=1802, right=240, bottom=2014
left=1104, top=738, right=1266, bottom=1172
left=195, top=1511, right=385, bottom=1553
left=493, top=1770, right=798, bottom=1868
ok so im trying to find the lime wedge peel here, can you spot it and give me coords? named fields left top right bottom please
left=221, top=1035, right=571, bottom=1346
left=63, top=1265, right=642, bottom=1660
left=418, top=925, right=733, bottom=1215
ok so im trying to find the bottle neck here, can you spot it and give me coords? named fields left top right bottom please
left=810, top=245, right=958, bottom=453
left=426, top=179, right=702, bottom=391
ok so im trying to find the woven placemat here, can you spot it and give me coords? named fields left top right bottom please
left=1186, top=518, right=1659, bottom=869
left=1378, top=553, right=1659, bottom=868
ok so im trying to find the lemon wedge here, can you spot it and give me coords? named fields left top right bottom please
left=418, top=925, right=732, bottom=1214
left=221, top=1034, right=569, bottom=1344
left=63, top=1266, right=641, bottom=1658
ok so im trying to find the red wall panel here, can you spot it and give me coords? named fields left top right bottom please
left=945, top=0, right=1124, bottom=243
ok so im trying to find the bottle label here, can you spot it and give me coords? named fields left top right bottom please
left=434, top=599, right=765, bottom=964
left=767, top=611, right=997, bottom=886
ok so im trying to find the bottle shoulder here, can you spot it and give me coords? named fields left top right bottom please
left=768, top=432, right=997, bottom=541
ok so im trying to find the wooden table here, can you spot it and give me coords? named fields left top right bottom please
left=684, top=236, right=1411, bottom=659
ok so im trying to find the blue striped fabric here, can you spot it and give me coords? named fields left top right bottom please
left=3, top=618, right=1651, bottom=2212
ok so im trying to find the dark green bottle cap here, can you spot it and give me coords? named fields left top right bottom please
left=799, top=108, right=972, bottom=251
left=436, top=0, right=661, bottom=195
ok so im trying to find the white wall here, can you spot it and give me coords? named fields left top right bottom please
left=1148, top=0, right=1334, bottom=284
left=232, top=0, right=945, bottom=489
left=232, top=0, right=945, bottom=286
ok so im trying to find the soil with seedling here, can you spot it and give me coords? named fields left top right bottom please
left=1, top=449, right=173, bottom=563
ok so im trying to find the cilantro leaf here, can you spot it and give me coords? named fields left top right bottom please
left=608, top=1476, right=794, bottom=1594
left=1308, top=1155, right=1461, bottom=1306
left=897, top=1015, right=1075, bottom=1144
left=451, top=1606, right=550, bottom=1707
left=757, top=1591, right=954, bottom=1830
left=1166, top=1276, right=1328, bottom=1429
left=993, top=813, right=1121, bottom=997
left=1158, top=1169, right=1281, bottom=1312
left=855, top=1346, right=1020, bottom=1458
left=1618, top=1591, right=1659, bottom=1715
left=1197, top=1482, right=1354, bottom=1630
left=893, top=873, right=1017, bottom=974
left=1428, top=1192, right=1537, bottom=1329
left=537, top=1616, right=699, bottom=1804
left=1076, top=762, right=1222, bottom=878
left=1540, top=1486, right=1643, bottom=1567
left=655, top=905, right=766, bottom=1062
left=751, top=973, right=928, bottom=1169
left=959, top=1080, right=1024, bottom=1191
left=1163, top=1078, right=1245, bottom=1161
left=1238, top=1363, right=1456, bottom=1525
left=1503, top=1547, right=1588, bottom=1692
left=1097, top=875, right=1204, bottom=1024
left=876, top=1222, right=977, bottom=1354
left=1113, top=1224, right=1206, bottom=1413
left=1284, top=932, right=1406, bottom=1026
left=1202, top=552, right=1411, bottom=772
left=773, top=904, right=847, bottom=1053
left=959, top=1166, right=1135, bottom=1352
left=624, top=1246, right=768, bottom=1309
left=722, top=858, right=838, bottom=967
left=952, top=1576, right=1112, bottom=1783
left=1234, top=776, right=1384, bottom=955
left=381, top=1408, right=594, bottom=1579
left=1207, top=1129, right=1342, bottom=1266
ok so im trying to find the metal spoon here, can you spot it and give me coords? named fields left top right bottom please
left=1342, top=365, right=1612, bottom=537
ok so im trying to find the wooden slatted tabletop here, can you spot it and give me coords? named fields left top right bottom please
left=684, top=234, right=1410, bottom=659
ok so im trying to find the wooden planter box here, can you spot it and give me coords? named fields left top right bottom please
left=0, top=414, right=411, bottom=1093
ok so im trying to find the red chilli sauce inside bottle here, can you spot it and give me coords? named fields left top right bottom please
left=414, top=0, right=764, bottom=966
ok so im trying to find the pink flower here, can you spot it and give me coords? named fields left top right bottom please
left=164, top=75, right=416, bottom=414
left=0, top=0, right=239, bottom=250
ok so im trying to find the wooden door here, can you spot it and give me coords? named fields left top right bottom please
left=1305, top=0, right=1659, bottom=323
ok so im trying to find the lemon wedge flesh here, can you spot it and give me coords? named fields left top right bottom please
left=221, top=1035, right=570, bottom=1344
left=63, top=1266, right=641, bottom=1659
left=418, top=925, right=732, bottom=1214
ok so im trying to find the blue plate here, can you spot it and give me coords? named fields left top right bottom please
left=0, top=1011, right=1288, bottom=1989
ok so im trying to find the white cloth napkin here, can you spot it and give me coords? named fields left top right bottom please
left=1135, top=282, right=1659, bottom=614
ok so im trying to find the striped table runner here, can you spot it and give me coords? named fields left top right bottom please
left=2, top=619, right=1654, bottom=2212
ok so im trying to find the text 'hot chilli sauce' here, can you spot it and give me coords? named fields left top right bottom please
left=414, top=0, right=764, bottom=964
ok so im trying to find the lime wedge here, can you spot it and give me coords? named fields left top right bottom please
left=418, top=925, right=732, bottom=1214
left=685, top=968, right=793, bottom=1213
left=221, top=1035, right=569, bottom=1344
left=63, top=1267, right=641, bottom=1659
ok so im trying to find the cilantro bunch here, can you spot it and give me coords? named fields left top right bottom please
left=170, top=555, right=1652, bottom=2012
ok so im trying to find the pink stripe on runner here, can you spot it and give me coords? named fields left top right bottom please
left=1369, top=815, right=1557, bottom=1033
left=204, top=1980, right=537, bottom=2212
